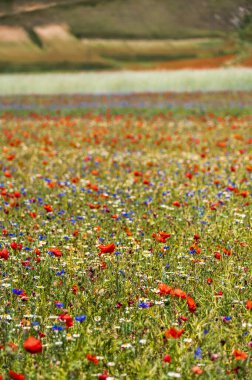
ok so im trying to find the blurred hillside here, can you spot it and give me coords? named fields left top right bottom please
left=0, top=0, right=252, bottom=71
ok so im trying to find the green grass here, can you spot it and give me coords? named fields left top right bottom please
left=0, top=102, right=251, bottom=379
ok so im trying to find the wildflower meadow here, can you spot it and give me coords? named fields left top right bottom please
left=0, top=93, right=251, bottom=379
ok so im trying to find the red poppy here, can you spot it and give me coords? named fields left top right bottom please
left=98, top=243, right=115, bottom=254
left=165, top=327, right=184, bottom=339
left=191, top=366, right=203, bottom=375
left=187, top=296, right=197, bottom=313
left=10, top=242, right=22, bottom=251
left=171, top=288, right=187, bottom=299
left=9, top=371, right=25, bottom=380
left=59, top=313, right=73, bottom=328
left=152, top=233, right=166, bottom=243
left=173, top=201, right=181, bottom=207
left=23, top=336, right=42, bottom=354
left=163, top=354, right=171, bottom=363
left=0, top=248, right=9, bottom=260
left=134, top=171, right=143, bottom=177
left=4, top=170, right=12, bottom=178
left=72, top=284, right=78, bottom=295
left=214, top=252, right=221, bottom=260
left=223, top=247, right=232, bottom=256
left=87, top=183, right=99, bottom=191
left=88, top=203, right=101, bottom=209
left=158, top=283, right=173, bottom=295
left=185, top=172, right=193, bottom=179
left=152, top=231, right=171, bottom=243
left=49, top=247, right=62, bottom=257
left=98, top=370, right=108, bottom=380
left=246, top=300, right=252, bottom=310
left=159, top=231, right=171, bottom=239
left=240, top=191, right=248, bottom=198
left=44, top=204, right=53, bottom=212
left=86, top=353, right=99, bottom=364
left=232, top=350, right=247, bottom=360
left=143, top=179, right=150, bottom=185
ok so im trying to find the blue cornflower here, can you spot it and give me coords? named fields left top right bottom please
left=194, top=347, right=202, bottom=358
left=138, top=302, right=150, bottom=308
left=52, top=325, right=64, bottom=331
left=12, top=289, right=24, bottom=295
left=75, top=315, right=86, bottom=322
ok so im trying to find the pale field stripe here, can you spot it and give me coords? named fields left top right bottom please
left=1, top=68, right=252, bottom=95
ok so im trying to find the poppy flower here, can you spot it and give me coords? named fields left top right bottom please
left=223, top=247, right=232, bottom=256
left=191, top=366, right=203, bottom=375
left=185, top=172, right=193, bottom=179
left=98, top=370, right=108, bottom=380
left=152, top=233, right=166, bottom=243
left=152, top=231, right=171, bottom=243
left=163, top=354, right=172, bottom=363
left=44, top=204, right=53, bottom=212
left=240, top=191, right=248, bottom=198
left=23, top=336, right=42, bottom=354
left=165, top=327, right=184, bottom=339
left=143, top=179, right=150, bottom=185
left=112, top=214, right=119, bottom=219
left=173, top=201, right=181, bottom=207
left=187, top=296, right=197, bottom=313
left=232, top=350, right=247, bottom=360
left=134, top=171, right=143, bottom=177
left=171, top=288, right=187, bottom=299
left=4, top=170, right=12, bottom=178
left=246, top=300, right=252, bottom=310
left=86, top=353, right=99, bottom=364
left=88, top=203, right=101, bottom=209
left=158, top=283, right=173, bottom=295
left=0, top=248, right=9, bottom=260
left=214, top=252, right=221, bottom=260
left=159, top=232, right=171, bottom=239
left=59, top=313, right=73, bottom=328
left=87, top=183, right=98, bottom=191
left=49, top=247, right=62, bottom=257
left=9, top=371, right=25, bottom=380
left=98, top=243, right=115, bottom=255
left=72, top=284, right=78, bottom=295
left=10, top=242, right=22, bottom=251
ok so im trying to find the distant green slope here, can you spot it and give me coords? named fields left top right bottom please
left=0, top=0, right=251, bottom=40
left=0, top=0, right=251, bottom=72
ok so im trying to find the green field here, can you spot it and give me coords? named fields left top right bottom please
left=0, top=0, right=251, bottom=71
